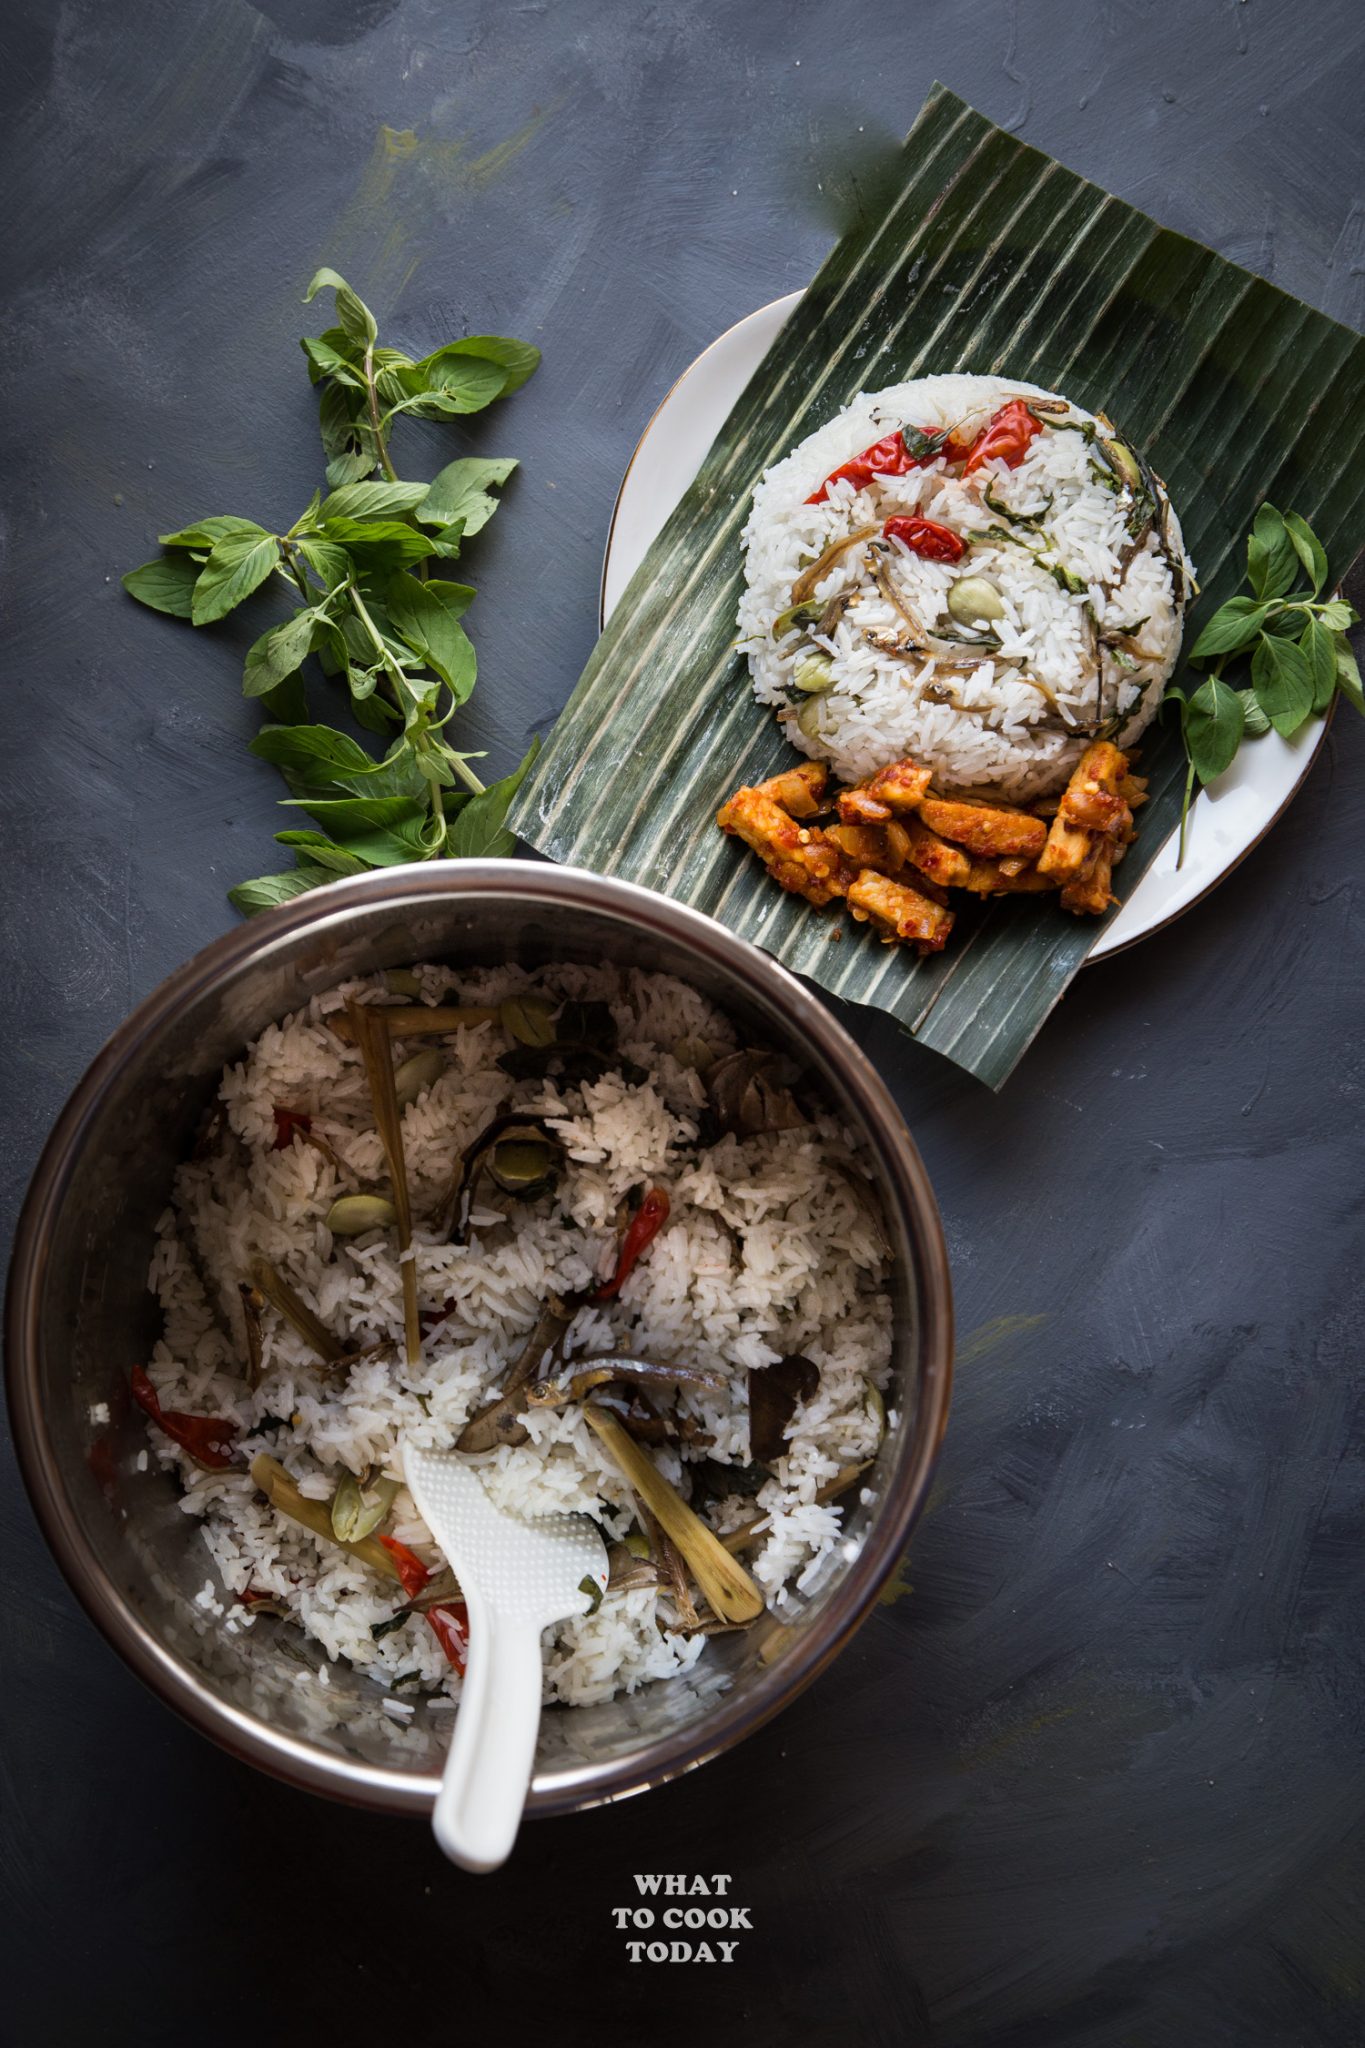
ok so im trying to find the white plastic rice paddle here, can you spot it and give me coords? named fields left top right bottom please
left=404, top=1446, right=608, bottom=1873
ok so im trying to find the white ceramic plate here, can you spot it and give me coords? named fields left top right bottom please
left=600, top=291, right=1328, bottom=960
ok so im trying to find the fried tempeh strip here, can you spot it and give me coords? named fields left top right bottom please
left=753, top=759, right=828, bottom=819
left=716, top=786, right=850, bottom=907
left=845, top=869, right=954, bottom=952
left=1035, top=813, right=1091, bottom=882
left=837, top=786, right=893, bottom=826
left=901, top=814, right=972, bottom=889
left=824, top=820, right=911, bottom=876
left=918, top=796, right=1048, bottom=860
left=1060, top=838, right=1118, bottom=916
left=960, top=858, right=1060, bottom=896
left=862, top=759, right=934, bottom=813
left=1038, top=742, right=1135, bottom=881
left=1057, top=740, right=1132, bottom=835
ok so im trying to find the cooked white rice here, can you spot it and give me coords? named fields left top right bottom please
left=739, top=373, right=1194, bottom=801
left=143, top=962, right=891, bottom=1709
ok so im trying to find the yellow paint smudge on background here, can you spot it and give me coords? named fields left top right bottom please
left=316, top=106, right=562, bottom=308
left=955, top=1312, right=1049, bottom=1369
left=959, top=1703, right=1081, bottom=1771
left=877, top=1551, right=915, bottom=1607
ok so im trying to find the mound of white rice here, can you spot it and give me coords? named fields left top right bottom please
left=739, top=373, right=1194, bottom=801
left=142, top=962, right=891, bottom=1709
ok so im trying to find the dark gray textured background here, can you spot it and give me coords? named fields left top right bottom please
left=3, top=3, right=1364, bottom=2043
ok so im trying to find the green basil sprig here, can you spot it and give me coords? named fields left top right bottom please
left=122, top=269, right=541, bottom=912
left=1165, top=506, right=1361, bottom=863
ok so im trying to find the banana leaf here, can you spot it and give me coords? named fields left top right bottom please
left=508, top=84, right=1365, bottom=1086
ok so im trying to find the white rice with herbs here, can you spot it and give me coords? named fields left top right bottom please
left=739, top=373, right=1194, bottom=801
left=143, top=962, right=891, bottom=1710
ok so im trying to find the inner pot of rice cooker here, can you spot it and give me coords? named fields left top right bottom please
left=6, top=862, right=953, bottom=1816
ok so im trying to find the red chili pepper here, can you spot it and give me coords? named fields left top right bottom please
left=804, top=425, right=952, bottom=505
left=425, top=1602, right=470, bottom=1677
left=378, top=1533, right=431, bottom=1602
left=130, top=1365, right=237, bottom=1470
left=882, top=515, right=966, bottom=563
left=271, top=1106, right=312, bottom=1151
left=962, top=399, right=1042, bottom=475
left=596, top=1186, right=671, bottom=1300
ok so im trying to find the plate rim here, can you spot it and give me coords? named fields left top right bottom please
left=598, top=289, right=1330, bottom=967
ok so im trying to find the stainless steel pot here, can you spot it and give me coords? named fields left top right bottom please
left=6, top=863, right=952, bottom=1816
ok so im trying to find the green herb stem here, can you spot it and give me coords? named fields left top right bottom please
left=1177, top=756, right=1195, bottom=867
left=363, top=339, right=399, bottom=485
left=346, top=579, right=410, bottom=706
left=444, top=750, right=486, bottom=797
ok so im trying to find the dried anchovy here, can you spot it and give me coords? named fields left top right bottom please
left=455, top=1297, right=574, bottom=1453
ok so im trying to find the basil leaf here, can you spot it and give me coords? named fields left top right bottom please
left=1251, top=632, right=1315, bottom=735
left=1188, top=595, right=1271, bottom=661
left=399, top=352, right=506, bottom=413
left=159, top=515, right=269, bottom=549
left=250, top=722, right=375, bottom=783
left=370, top=1610, right=412, bottom=1642
left=386, top=571, right=477, bottom=701
left=1334, top=633, right=1365, bottom=716
left=258, top=670, right=310, bottom=726
left=1246, top=504, right=1299, bottom=602
left=328, top=819, right=433, bottom=867
left=319, top=481, right=429, bottom=522
left=423, top=524, right=467, bottom=560
left=318, top=381, right=362, bottom=458
left=122, top=554, right=200, bottom=618
left=191, top=532, right=281, bottom=625
left=228, top=865, right=335, bottom=916
left=317, top=516, right=437, bottom=569
left=351, top=692, right=401, bottom=733
left=1184, top=675, right=1245, bottom=785
left=1238, top=687, right=1271, bottom=738
left=303, top=267, right=378, bottom=348
left=325, top=446, right=379, bottom=489
left=242, top=611, right=326, bottom=699
left=288, top=793, right=427, bottom=834
left=418, top=457, right=518, bottom=539
left=1316, top=598, right=1357, bottom=632
left=297, top=539, right=352, bottom=590
left=259, top=728, right=426, bottom=804
left=1301, top=617, right=1337, bottom=713
left=273, top=831, right=373, bottom=874
left=444, top=741, right=539, bottom=859
left=426, top=335, right=541, bottom=396
left=300, top=334, right=364, bottom=387
left=1283, top=512, right=1328, bottom=596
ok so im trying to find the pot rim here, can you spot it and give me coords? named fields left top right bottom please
left=5, top=861, right=953, bottom=1816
